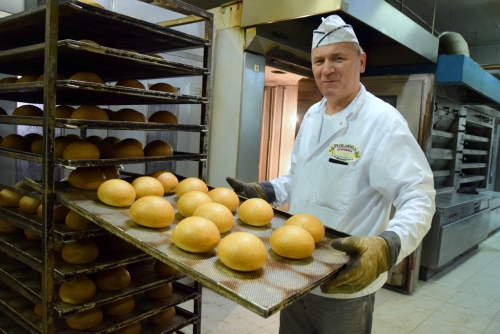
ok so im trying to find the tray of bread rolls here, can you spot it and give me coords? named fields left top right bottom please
left=50, top=179, right=350, bottom=318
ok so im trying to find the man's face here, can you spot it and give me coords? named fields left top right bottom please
left=311, top=42, right=366, bottom=103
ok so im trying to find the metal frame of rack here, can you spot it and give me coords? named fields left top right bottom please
left=0, top=1, right=213, bottom=333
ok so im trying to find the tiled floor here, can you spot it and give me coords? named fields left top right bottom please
left=180, top=229, right=500, bottom=333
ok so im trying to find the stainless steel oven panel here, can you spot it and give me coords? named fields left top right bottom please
left=438, top=208, right=490, bottom=267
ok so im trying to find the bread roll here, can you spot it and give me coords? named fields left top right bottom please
left=62, top=140, right=100, bottom=160
left=12, top=105, right=43, bottom=117
left=172, top=216, right=220, bottom=253
left=16, top=74, right=39, bottom=83
left=58, top=276, right=96, bottom=304
left=129, top=196, right=175, bottom=228
left=148, top=307, right=176, bottom=325
left=149, top=170, right=178, bottom=194
left=65, top=210, right=95, bottom=230
left=111, top=138, right=144, bottom=158
left=97, top=179, right=136, bottom=207
left=285, top=213, right=325, bottom=243
left=238, top=198, right=274, bottom=227
left=110, top=108, right=147, bottom=122
left=131, top=176, right=164, bottom=199
left=0, top=134, right=31, bottom=152
left=36, top=73, right=66, bottom=81
left=149, top=82, right=177, bottom=93
left=0, top=218, right=22, bottom=233
left=70, top=105, right=109, bottom=120
left=192, top=202, right=234, bottom=233
left=148, top=110, right=178, bottom=124
left=175, top=177, right=208, bottom=197
left=96, top=267, right=131, bottom=291
left=115, top=79, right=145, bottom=89
left=55, top=105, right=75, bottom=118
left=177, top=190, right=213, bottom=217
left=68, top=167, right=106, bottom=190
left=0, top=77, right=17, bottom=84
left=208, top=187, right=240, bottom=212
left=62, top=239, right=99, bottom=264
left=144, top=283, right=173, bottom=299
left=270, top=225, right=315, bottom=259
left=65, top=307, right=103, bottom=330
left=101, top=296, right=135, bottom=316
left=0, top=189, right=23, bottom=207
left=217, top=232, right=267, bottom=271
left=18, top=196, right=42, bottom=214
left=144, top=140, right=173, bottom=157
left=69, top=71, right=104, bottom=84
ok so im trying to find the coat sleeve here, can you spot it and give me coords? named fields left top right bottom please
left=370, top=117, right=436, bottom=264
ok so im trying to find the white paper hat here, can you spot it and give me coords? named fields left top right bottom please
left=312, top=15, right=359, bottom=49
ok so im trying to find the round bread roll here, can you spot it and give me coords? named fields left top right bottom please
left=192, top=202, right=234, bottom=233
left=12, top=105, right=43, bottom=117
left=1, top=134, right=31, bottom=152
left=62, top=239, right=99, bottom=264
left=285, top=213, right=325, bottom=243
left=150, top=170, right=178, bottom=194
left=111, top=138, right=144, bottom=158
left=18, top=196, right=42, bottom=214
left=54, top=136, right=72, bottom=158
left=148, top=307, right=176, bottom=325
left=58, top=276, right=96, bottom=304
left=30, top=137, right=43, bottom=154
left=34, top=303, right=43, bottom=317
left=68, top=166, right=106, bottom=190
left=90, top=139, right=113, bottom=158
left=65, top=210, right=95, bottom=230
left=111, top=322, right=142, bottom=334
left=65, top=307, right=103, bottom=330
left=144, top=282, right=173, bottom=299
left=115, top=79, right=145, bottom=89
left=149, top=82, right=177, bottom=93
left=238, top=198, right=274, bottom=227
left=100, top=164, right=120, bottom=180
left=217, top=232, right=267, bottom=271
left=63, top=140, right=100, bottom=160
left=70, top=105, right=109, bottom=120
left=131, top=176, right=164, bottom=199
left=270, top=225, right=315, bottom=259
left=69, top=71, right=104, bottom=84
left=103, top=136, right=121, bottom=146
left=0, top=218, right=22, bottom=233
left=0, top=189, right=23, bottom=207
left=85, top=135, right=103, bottom=142
left=172, top=216, right=220, bottom=253
left=177, top=190, right=213, bottom=217
left=154, top=260, right=181, bottom=277
left=208, top=187, right=240, bottom=212
left=55, top=105, right=75, bottom=118
left=110, top=108, right=147, bottom=122
left=24, top=133, right=42, bottom=144
left=0, top=77, right=17, bottom=84
left=24, top=229, right=41, bottom=240
left=36, top=73, right=66, bottom=82
left=97, top=179, right=136, bottom=207
left=148, top=110, right=178, bottom=124
left=101, top=296, right=135, bottom=316
left=144, top=140, right=173, bottom=157
left=96, top=266, right=131, bottom=291
left=175, top=177, right=208, bottom=198
left=129, top=196, right=175, bottom=228
left=37, top=204, right=70, bottom=223
left=65, top=134, right=82, bottom=142
left=16, top=74, right=39, bottom=83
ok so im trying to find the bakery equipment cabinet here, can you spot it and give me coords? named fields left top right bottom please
left=0, top=0, right=212, bottom=333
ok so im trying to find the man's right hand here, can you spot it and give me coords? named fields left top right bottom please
left=226, top=177, right=267, bottom=200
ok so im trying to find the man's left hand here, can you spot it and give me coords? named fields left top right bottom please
left=320, top=236, right=389, bottom=294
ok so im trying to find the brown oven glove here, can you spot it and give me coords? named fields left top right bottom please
left=320, top=232, right=400, bottom=294
left=226, top=177, right=276, bottom=203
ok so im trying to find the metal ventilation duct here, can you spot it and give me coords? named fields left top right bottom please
left=241, top=0, right=439, bottom=75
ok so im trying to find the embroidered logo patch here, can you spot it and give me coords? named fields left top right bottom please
left=327, top=143, right=361, bottom=162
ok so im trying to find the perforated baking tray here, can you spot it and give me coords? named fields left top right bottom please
left=54, top=182, right=349, bottom=318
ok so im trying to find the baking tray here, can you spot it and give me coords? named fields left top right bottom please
left=0, top=280, right=198, bottom=334
left=0, top=1, right=209, bottom=53
left=0, top=147, right=206, bottom=168
left=0, top=80, right=207, bottom=105
left=0, top=40, right=208, bottom=81
left=53, top=182, right=349, bottom=318
left=0, top=256, right=190, bottom=318
left=0, top=233, right=150, bottom=282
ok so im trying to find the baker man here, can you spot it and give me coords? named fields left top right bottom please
left=227, top=15, right=436, bottom=334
